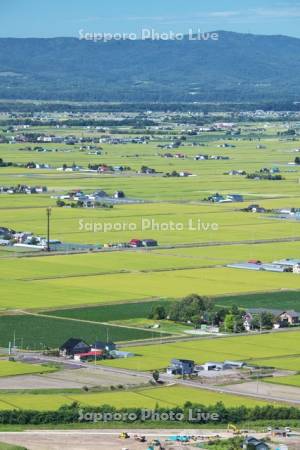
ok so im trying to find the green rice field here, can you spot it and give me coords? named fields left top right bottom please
left=0, top=385, right=268, bottom=411
left=0, top=361, right=55, bottom=378
left=99, top=331, right=300, bottom=371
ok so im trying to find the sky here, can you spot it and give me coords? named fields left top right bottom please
left=1, top=0, right=300, bottom=38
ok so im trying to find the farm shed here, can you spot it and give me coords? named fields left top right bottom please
left=142, top=239, right=158, bottom=247
left=74, top=350, right=104, bottom=361
left=110, top=350, right=135, bottom=359
left=91, top=341, right=116, bottom=352
left=59, top=338, right=90, bottom=357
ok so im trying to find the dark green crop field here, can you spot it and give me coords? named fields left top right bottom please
left=0, top=314, right=158, bottom=350
left=44, top=300, right=173, bottom=322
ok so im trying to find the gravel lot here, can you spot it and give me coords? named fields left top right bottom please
left=0, top=430, right=232, bottom=450
left=223, top=381, right=300, bottom=403
left=2, top=429, right=299, bottom=450
left=0, top=367, right=149, bottom=390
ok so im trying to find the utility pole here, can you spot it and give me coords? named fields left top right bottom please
left=46, top=207, right=51, bottom=252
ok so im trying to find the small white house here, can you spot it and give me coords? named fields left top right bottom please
left=293, top=264, right=300, bottom=274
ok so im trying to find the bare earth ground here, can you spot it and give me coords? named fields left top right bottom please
left=0, top=367, right=149, bottom=390
left=0, top=430, right=221, bottom=450
left=223, top=381, right=300, bottom=403
left=1, top=430, right=300, bottom=450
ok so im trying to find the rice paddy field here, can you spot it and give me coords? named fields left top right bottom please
left=0, top=385, right=267, bottom=411
left=0, top=117, right=300, bottom=415
left=1, top=242, right=300, bottom=310
left=0, top=361, right=55, bottom=377
left=265, top=375, right=300, bottom=387
left=99, top=331, right=300, bottom=371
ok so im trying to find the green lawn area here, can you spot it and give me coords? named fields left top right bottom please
left=99, top=331, right=300, bottom=371
left=0, top=360, right=55, bottom=377
left=0, top=385, right=268, bottom=411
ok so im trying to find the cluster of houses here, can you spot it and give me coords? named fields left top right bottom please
left=241, top=204, right=300, bottom=219
left=217, top=143, right=236, bottom=148
left=19, top=146, right=73, bottom=153
left=10, top=133, right=149, bottom=148
left=0, top=185, right=47, bottom=195
left=272, top=207, right=300, bottom=221
left=0, top=226, right=100, bottom=252
left=0, top=226, right=55, bottom=249
left=160, top=153, right=230, bottom=161
left=59, top=338, right=134, bottom=361
left=224, top=169, right=246, bottom=176
left=243, top=309, right=300, bottom=331
left=167, top=359, right=246, bottom=376
left=185, top=123, right=237, bottom=134
left=103, top=239, right=158, bottom=249
left=206, top=193, right=244, bottom=203
left=194, top=154, right=230, bottom=161
left=54, top=189, right=126, bottom=207
left=99, top=136, right=150, bottom=145
left=228, top=258, right=300, bottom=275
left=10, top=134, right=78, bottom=145
left=160, top=152, right=186, bottom=159
left=242, top=204, right=269, bottom=213
left=129, top=238, right=158, bottom=248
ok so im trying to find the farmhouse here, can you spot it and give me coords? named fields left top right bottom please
left=278, top=311, right=299, bottom=326
left=114, top=191, right=125, bottom=199
left=142, top=239, right=158, bottom=247
left=194, top=154, right=208, bottom=160
left=179, top=171, right=192, bottom=177
left=243, top=312, right=254, bottom=331
left=227, top=194, right=244, bottom=202
left=167, top=359, right=195, bottom=375
left=129, top=239, right=143, bottom=247
left=59, top=338, right=90, bottom=357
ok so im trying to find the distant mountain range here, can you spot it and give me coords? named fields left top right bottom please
left=0, top=31, right=299, bottom=103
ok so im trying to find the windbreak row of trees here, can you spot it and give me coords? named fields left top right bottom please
left=0, top=402, right=299, bottom=425
left=149, top=294, right=276, bottom=333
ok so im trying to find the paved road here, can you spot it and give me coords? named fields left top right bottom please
left=15, top=352, right=300, bottom=405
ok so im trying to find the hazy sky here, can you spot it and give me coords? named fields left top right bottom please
left=2, top=0, right=300, bottom=38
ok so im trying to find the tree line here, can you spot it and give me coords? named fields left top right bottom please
left=0, top=401, right=299, bottom=425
